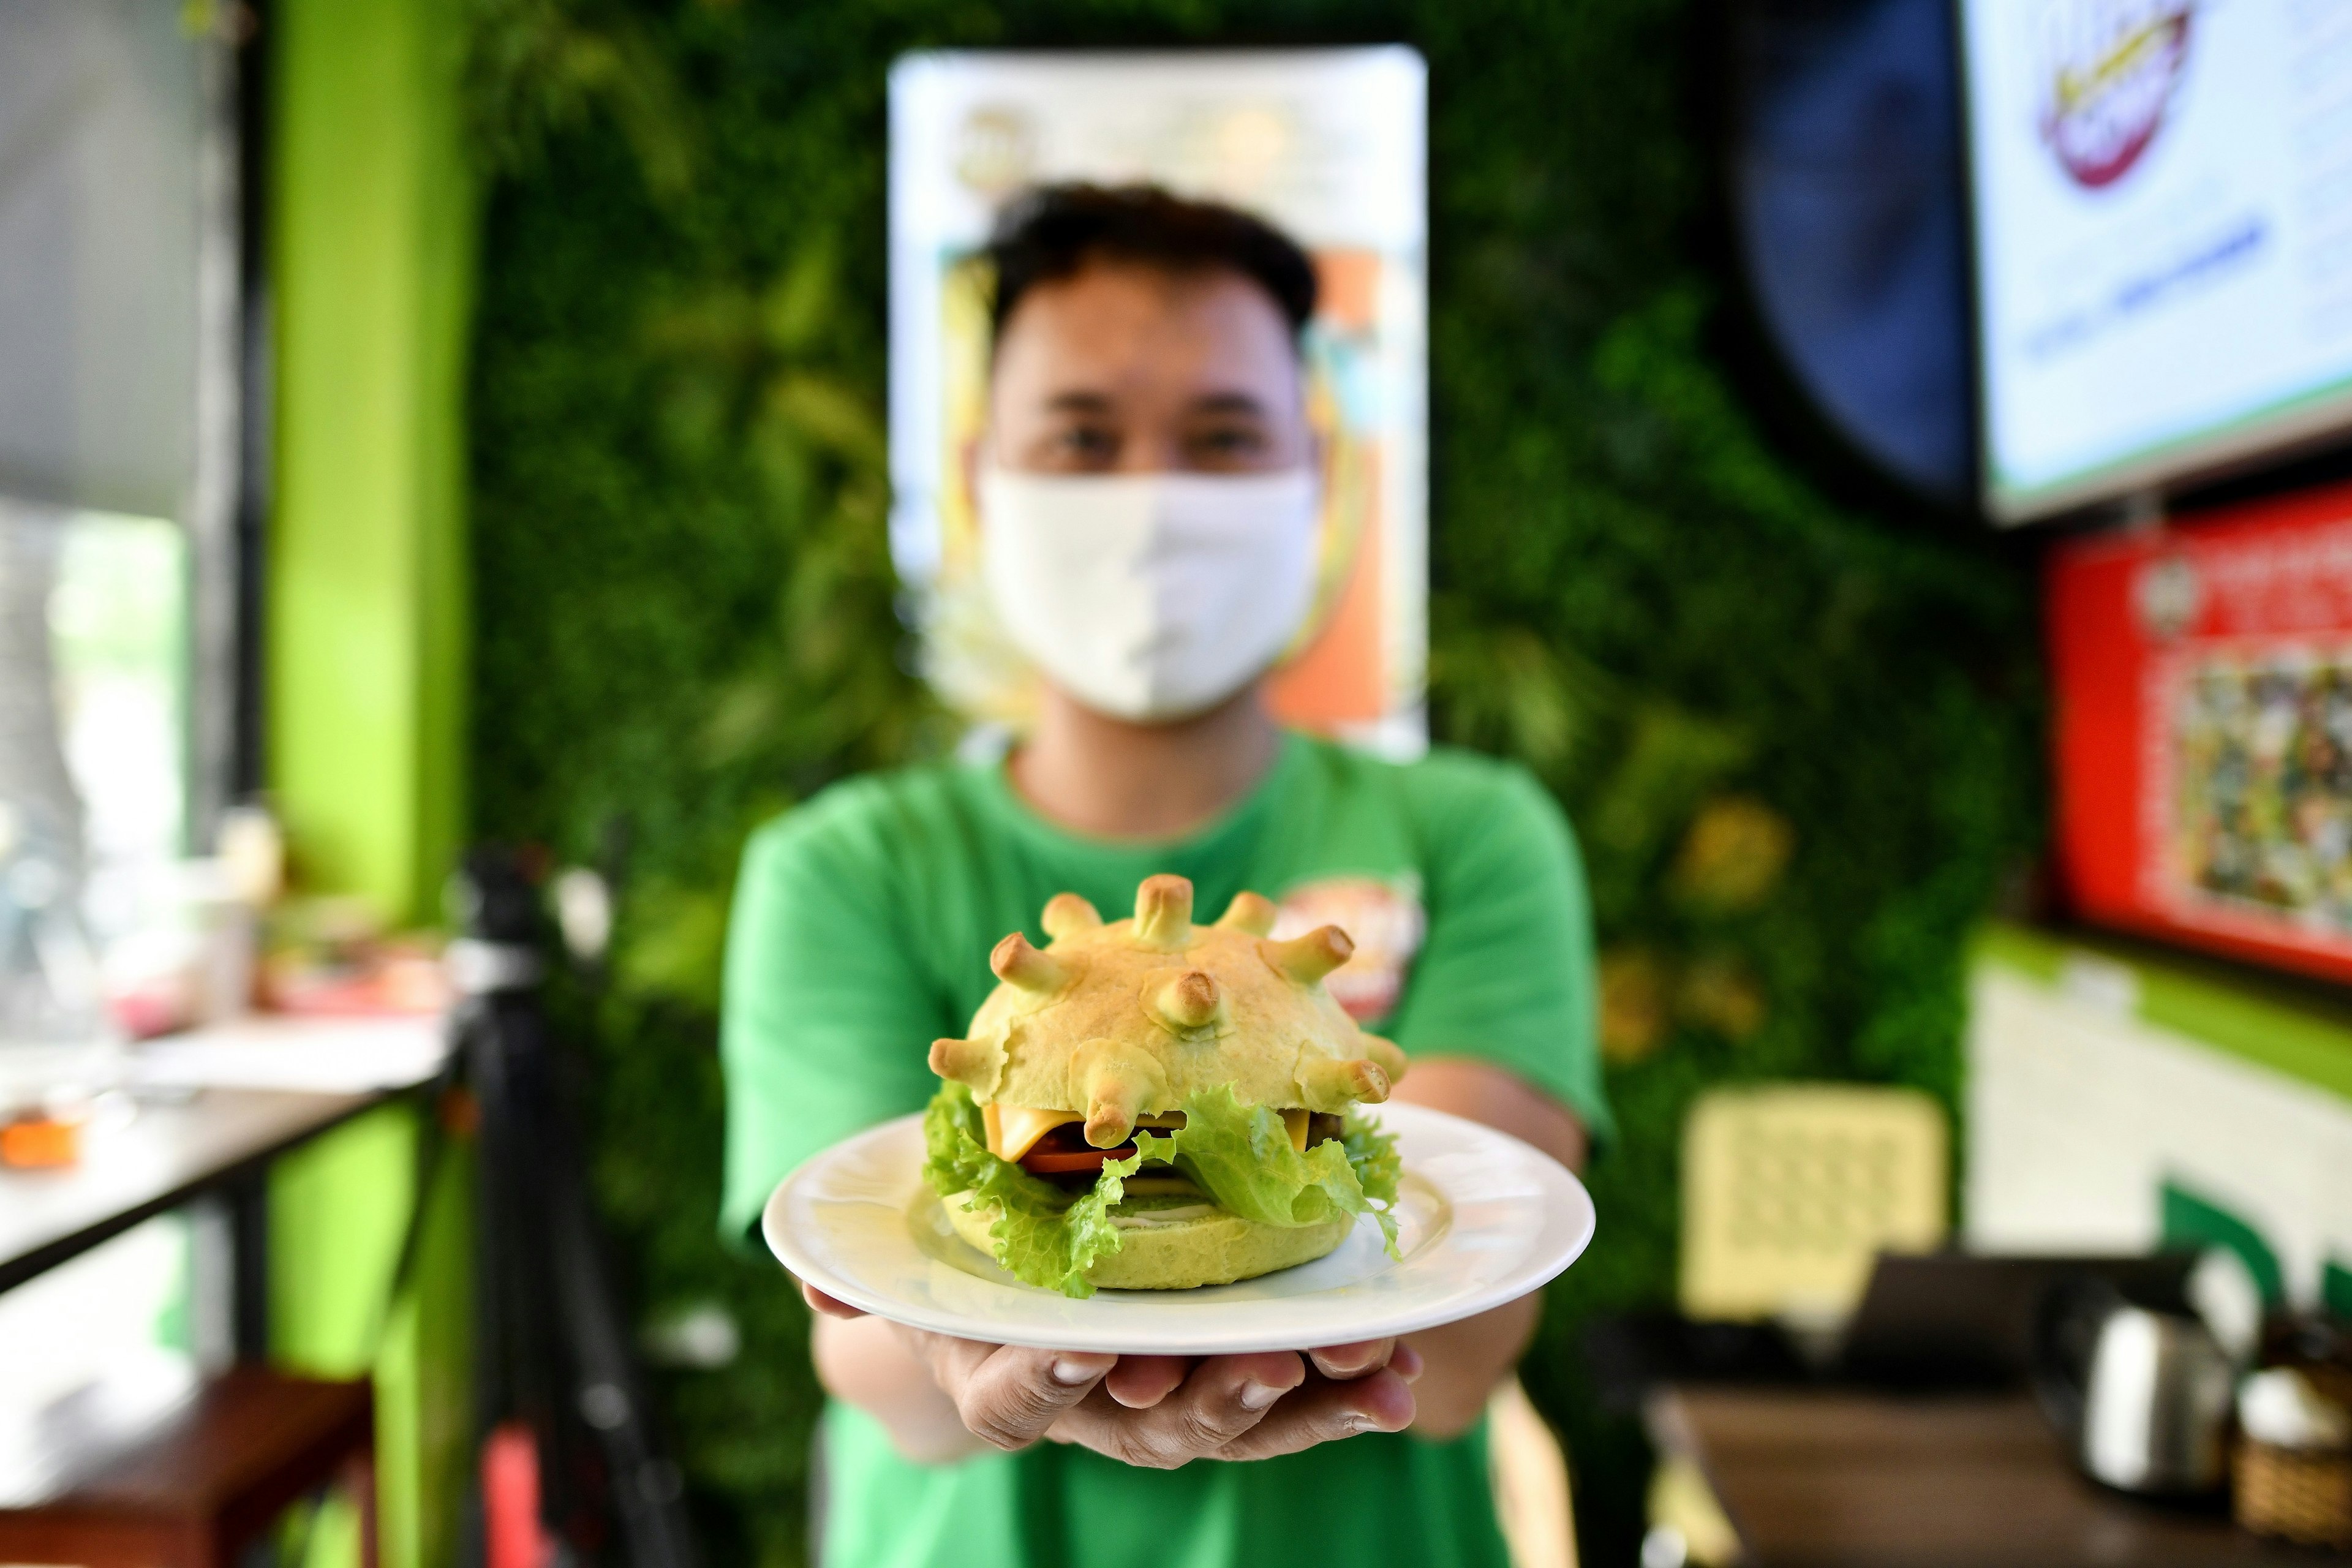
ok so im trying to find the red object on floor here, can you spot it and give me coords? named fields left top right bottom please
left=0, top=1366, right=375, bottom=1568
left=2048, top=478, right=2352, bottom=982
left=483, top=1420, right=554, bottom=1568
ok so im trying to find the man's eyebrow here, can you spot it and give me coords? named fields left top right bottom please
left=1189, top=392, right=1270, bottom=417
left=1043, top=391, right=1115, bottom=413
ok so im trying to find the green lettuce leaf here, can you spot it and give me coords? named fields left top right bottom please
left=921, top=1082, right=1137, bottom=1298
left=1133, top=1084, right=1402, bottom=1257
left=1343, top=1107, right=1403, bottom=1213
left=918, top=1079, right=1405, bottom=1296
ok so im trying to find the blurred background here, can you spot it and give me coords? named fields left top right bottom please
left=1, top=1, right=2348, bottom=1566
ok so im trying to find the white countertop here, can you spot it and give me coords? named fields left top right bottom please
left=126, top=1011, right=453, bottom=1094
left=1, top=1011, right=455, bottom=1293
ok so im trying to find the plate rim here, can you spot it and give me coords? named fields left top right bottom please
left=763, top=1100, right=1596, bottom=1354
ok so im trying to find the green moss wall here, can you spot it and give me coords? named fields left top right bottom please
left=464, top=2, right=2041, bottom=1562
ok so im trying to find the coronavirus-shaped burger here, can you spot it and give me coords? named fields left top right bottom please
left=922, top=873, right=1406, bottom=1296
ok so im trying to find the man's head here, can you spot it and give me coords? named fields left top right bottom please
left=982, top=184, right=1319, bottom=475
left=972, top=184, right=1328, bottom=726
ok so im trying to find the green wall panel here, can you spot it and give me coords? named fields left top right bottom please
left=270, top=1103, right=475, bottom=1568
left=271, top=0, right=473, bottom=925
left=270, top=1106, right=418, bottom=1374
left=1977, top=922, right=2352, bottom=1104
left=268, top=0, right=478, bottom=1555
left=373, top=1134, right=477, bottom=1568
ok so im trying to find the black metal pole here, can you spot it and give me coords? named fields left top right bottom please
left=450, top=848, right=700, bottom=1568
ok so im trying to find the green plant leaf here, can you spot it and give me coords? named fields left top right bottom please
left=918, top=1083, right=1404, bottom=1293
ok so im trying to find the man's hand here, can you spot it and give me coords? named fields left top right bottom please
left=805, top=1284, right=1419, bottom=1467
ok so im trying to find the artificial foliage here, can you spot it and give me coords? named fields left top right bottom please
left=463, top=1, right=2043, bottom=1561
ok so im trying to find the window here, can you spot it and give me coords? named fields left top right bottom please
left=0, top=0, right=246, bottom=1045
left=0, top=0, right=251, bottom=1446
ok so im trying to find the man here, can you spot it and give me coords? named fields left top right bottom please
left=722, top=184, right=1609, bottom=1567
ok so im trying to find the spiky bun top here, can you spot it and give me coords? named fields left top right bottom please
left=927, top=873, right=1408, bottom=1149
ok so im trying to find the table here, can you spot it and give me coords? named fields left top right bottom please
left=1648, top=1385, right=2313, bottom=1567
left=0, top=1014, right=453, bottom=1556
left=1, top=1087, right=377, bottom=1298
left=1, top=1014, right=452, bottom=1298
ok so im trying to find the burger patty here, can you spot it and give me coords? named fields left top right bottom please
left=1019, top=1110, right=1348, bottom=1189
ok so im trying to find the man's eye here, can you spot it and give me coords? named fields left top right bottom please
left=1052, top=426, right=1119, bottom=461
left=1188, top=423, right=1270, bottom=463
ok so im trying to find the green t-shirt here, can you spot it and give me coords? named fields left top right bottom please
left=720, top=733, right=1608, bottom=1568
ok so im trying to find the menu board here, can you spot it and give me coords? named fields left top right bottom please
left=1964, top=1, right=2352, bottom=519
left=2049, top=481, right=2352, bottom=981
left=888, top=50, right=1428, bottom=753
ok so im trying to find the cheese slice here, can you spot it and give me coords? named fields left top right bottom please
left=984, top=1102, right=1083, bottom=1162
left=1282, top=1107, right=1310, bottom=1153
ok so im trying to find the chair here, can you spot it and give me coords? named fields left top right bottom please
left=0, top=1365, right=374, bottom=1568
left=1678, top=1084, right=1948, bottom=1326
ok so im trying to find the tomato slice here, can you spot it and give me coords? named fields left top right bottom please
left=1020, top=1144, right=1136, bottom=1174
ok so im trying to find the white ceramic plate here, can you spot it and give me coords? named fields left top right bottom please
left=763, top=1102, right=1596, bottom=1355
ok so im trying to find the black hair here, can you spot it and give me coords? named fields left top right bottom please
left=983, top=183, right=1318, bottom=349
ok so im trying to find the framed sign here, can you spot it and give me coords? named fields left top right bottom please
left=2049, top=480, right=2352, bottom=982
left=888, top=48, right=1428, bottom=754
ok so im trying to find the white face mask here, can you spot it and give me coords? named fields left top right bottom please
left=977, top=466, right=1322, bottom=722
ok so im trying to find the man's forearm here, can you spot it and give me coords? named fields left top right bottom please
left=1403, top=1292, right=1544, bottom=1438
left=1393, top=1055, right=1587, bottom=1172
left=812, top=1313, right=986, bottom=1463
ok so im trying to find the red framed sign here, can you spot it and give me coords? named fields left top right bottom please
left=2049, top=480, right=2352, bottom=984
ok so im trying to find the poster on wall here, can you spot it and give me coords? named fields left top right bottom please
left=2049, top=481, right=2352, bottom=982
left=888, top=48, right=1428, bottom=755
left=1962, top=0, right=2352, bottom=519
